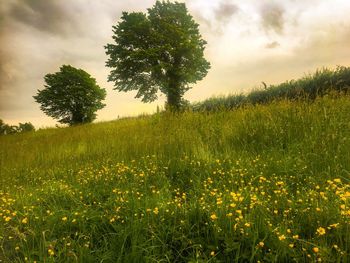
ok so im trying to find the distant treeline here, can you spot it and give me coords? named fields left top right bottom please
left=0, top=119, right=35, bottom=135
left=191, top=66, right=350, bottom=112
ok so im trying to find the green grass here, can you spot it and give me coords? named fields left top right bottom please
left=192, top=66, right=350, bottom=112
left=1, top=94, right=350, bottom=262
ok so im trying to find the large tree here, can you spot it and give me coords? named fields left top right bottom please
left=105, top=0, right=210, bottom=110
left=34, top=65, right=106, bottom=125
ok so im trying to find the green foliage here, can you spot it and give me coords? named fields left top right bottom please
left=18, top=122, right=35, bottom=133
left=105, top=0, right=210, bottom=110
left=192, top=66, right=350, bottom=112
left=33, top=65, right=106, bottom=125
left=1, top=95, right=350, bottom=262
left=0, top=119, right=35, bottom=135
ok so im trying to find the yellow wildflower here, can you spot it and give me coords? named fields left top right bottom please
left=329, top=223, right=339, bottom=228
left=48, top=248, right=55, bottom=256
left=210, top=214, right=218, bottom=220
left=316, top=227, right=326, bottom=236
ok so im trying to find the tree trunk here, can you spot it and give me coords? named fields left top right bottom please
left=167, top=80, right=181, bottom=111
left=166, top=55, right=182, bottom=111
left=71, top=111, right=84, bottom=125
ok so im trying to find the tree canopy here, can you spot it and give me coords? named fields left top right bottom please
left=34, top=65, right=106, bottom=125
left=105, top=0, right=210, bottom=110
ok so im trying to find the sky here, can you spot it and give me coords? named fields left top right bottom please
left=1, top=0, right=350, bottom=128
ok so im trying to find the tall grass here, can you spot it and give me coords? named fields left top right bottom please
left=1, top=95, right=350, bottom=262
left=192, top=66, right=350, bottom=112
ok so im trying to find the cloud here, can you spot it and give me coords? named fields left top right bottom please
left=0, top=0, right=89, bottom=117
left=260, top=2, right=285, bottom=34
left=214, top=1, right=239, bottom=23
left=8, top=0, right=78, bottom=36
left=223, top=25, right=350, bottom=92
left=0, top=50, right=15, bottom=92
left=0, top=23, right=19, bottom=101
left=265, top=41, right=280, bottom=49
left=189, top=0, right=239, bottom=33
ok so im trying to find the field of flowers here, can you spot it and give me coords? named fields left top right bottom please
left=1, top=95, right=350, bottom=262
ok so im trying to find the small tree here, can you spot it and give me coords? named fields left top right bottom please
left=0, top=120, right=35, bottom=135
left=105, top=0, right=210, bottom=111
left=18, top=122, right=35, bottom=132
left=0, top=119, right=6, bottom=135
left=34, top=65, right=106, bottom=125
left=0, top=120, right=18, bottom=135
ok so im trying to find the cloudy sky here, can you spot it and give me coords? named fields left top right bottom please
left=1, top=0, right=350, bottom=127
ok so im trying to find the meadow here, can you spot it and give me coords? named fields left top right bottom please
left=1, top=94, right=350, bottom=262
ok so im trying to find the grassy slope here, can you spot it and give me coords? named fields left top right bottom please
left=1, top=95, right=350, bottom=262
left=191, top=66, right=350, bottom=112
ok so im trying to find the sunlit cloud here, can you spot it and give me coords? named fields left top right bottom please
left=259, top=2, right=285, bottom=34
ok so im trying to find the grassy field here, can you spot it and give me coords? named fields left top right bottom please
left=1, top=94, right=350, bottom=262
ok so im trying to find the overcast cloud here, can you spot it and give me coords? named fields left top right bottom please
left=260, top=2, right=285, bottom=34
left=1, top=0, right=350, bottom=127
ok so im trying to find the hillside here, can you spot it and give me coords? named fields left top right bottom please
left=191, top=66, right=350, bottom=112
left=1, top=95, right=350, bottom=262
